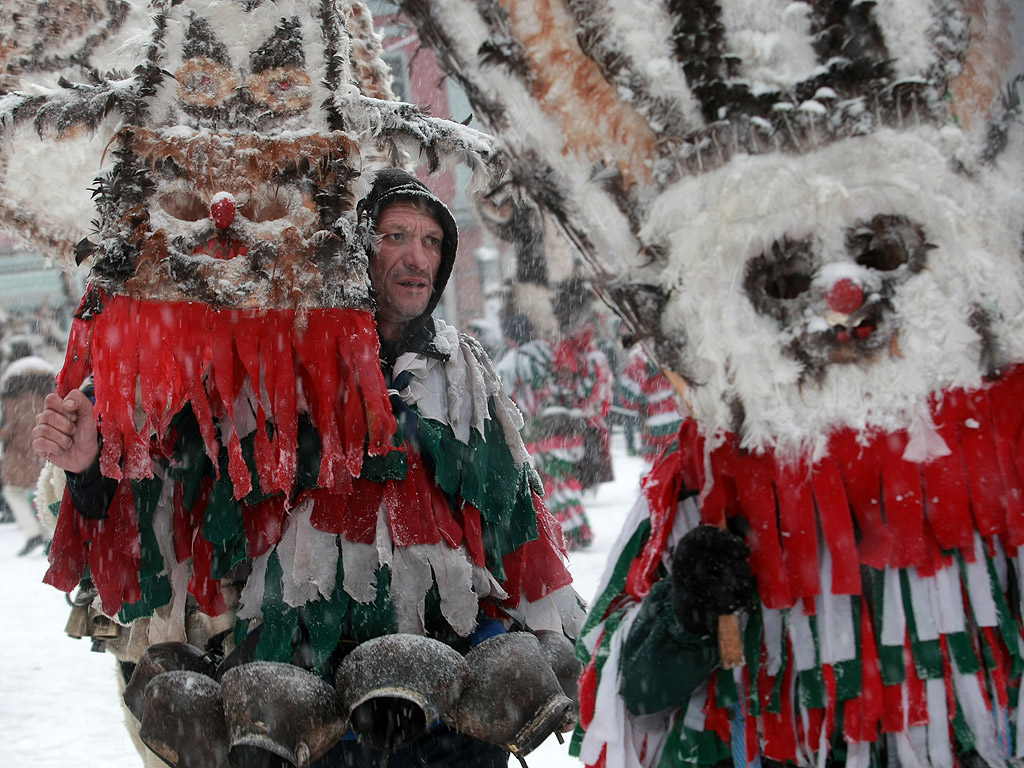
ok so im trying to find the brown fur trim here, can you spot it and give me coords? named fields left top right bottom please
left=130, top=128, right=356, bottom=194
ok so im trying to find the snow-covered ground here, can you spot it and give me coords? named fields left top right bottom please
left=0, top=432, right=648, bottom=768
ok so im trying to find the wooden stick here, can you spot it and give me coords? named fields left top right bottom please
left=714, top=518, right=745, bottom=670
left=662, top=367, right=745, bottom=670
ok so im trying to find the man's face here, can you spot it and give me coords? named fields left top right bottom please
left=369, top=200, right=444, bottom=340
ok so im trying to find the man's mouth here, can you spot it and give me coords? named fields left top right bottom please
left=396, top=276, right=430, bottom=290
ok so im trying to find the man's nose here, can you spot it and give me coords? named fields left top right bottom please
left=403, top=238, right=431, bottom=269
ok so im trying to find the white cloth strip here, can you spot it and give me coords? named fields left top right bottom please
left=788, top=599, right=818, bottom=672
left=816, top=545, right=856, bottom=663
left=925, top=677, right=952, bottom=768
left=578, top=606, right=645, bottom=768
left=881, top=566, right=907, bottom=647
left=906, top=568, right=940, bottom=642
left=963, top=532, right=998, bottom=628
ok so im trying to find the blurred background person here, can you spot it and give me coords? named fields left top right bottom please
left=0, top=335, right=56, bottom=555
left=615, top=342, right=685, bottom=465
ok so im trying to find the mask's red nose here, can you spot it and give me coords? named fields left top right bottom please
left=825, top=278, right=864, bottom=314
left=210, top=194, right=236, bottom=230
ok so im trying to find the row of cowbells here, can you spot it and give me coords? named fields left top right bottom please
left=124, top=631, right=582, bottom=767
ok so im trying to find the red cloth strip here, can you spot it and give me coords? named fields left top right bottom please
left=703, top=671, right=732, bottom=744
left=905, top=635, right=928, bottom=726
left=43, top=490, right=90, bottom=593
left=210, top=321, right=250, bottom=498
left=812, top=457, right=860, bottom=594
left=726, top=450, right=791, bottom=609
left=626, top=445, right=685, bottom=599
left=878, top=433, right=931, bottom=572
left=830, top=427, right=891, bottom=569
left=775, top=459, right=820, bottom=600
left=243, top=496, right=288, bottom=556
left=958, top=389, right=1008, bottom=538
left=87, top=480, right=142, bottom=615
left=760, top=650, right=798, bottom=762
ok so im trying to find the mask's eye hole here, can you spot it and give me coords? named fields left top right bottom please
left=239, top=195, right=290, bottom=223
left=175, top=57, right=240, bottom=108
left=848, top=214, right=929, bottom=272
left=159, top=191, right=208, bottom=222
left=765, top=271, right=812, bottom=300
left=744, top=237, right=816, bottom=317
left=247, top=68, right=312, bottom=113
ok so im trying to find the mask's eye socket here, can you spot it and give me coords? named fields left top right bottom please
left=848, top=214, right=930, bottom=273
left=247, top=68, right=312, bottom=113
left=765, top=270, right=812, bottom=300
left=175, top=57, right=240, bottom=108
left=238, top=194, right=290, bottom=223
left=744, top=237, right=816, bottom=317
left=159, top=191, right=209, bottom=222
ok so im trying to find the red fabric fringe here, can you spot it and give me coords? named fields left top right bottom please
left=633, top=365, right=1024, bottom=611
left=46, top=291, right=398, bottom=609
left=57, top=292, right=395, bottom=493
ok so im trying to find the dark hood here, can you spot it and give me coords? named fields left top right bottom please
left=358, top=168, right=459, bottom=358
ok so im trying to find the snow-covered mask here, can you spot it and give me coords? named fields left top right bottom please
left=630, top=0, right=1024, bottom=454
left=80, top=0, right=373, bottom=310
left=652, top=119, right=1024, bottom=455
left=108, top=127, right=364, bottom=309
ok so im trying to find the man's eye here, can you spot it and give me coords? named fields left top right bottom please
left=385, top=232, right=405, bottom=242
left=424, top=236, right=441, bottom=248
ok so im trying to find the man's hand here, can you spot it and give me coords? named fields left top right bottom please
left=32, top=390, right=99, bottom=474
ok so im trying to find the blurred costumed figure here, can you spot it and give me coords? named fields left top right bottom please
left=1, top=1, right=583, bottom=766
left=384, top=0, right=1024, bottom=766
left=0, top=336, right=56, bottom=555
left=497, top=276, right=612, bottom=550
left=615, top=342, right=685, bottom=464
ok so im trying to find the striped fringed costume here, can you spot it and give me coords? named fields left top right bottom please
left=616, top=343, right=686, bottom=465
left=497, top=336, right=596, bottom=549
left=573, top=364, right=1024, bottom=768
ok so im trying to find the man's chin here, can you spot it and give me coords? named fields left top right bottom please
left=378, top=302, right=430, bottom=329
